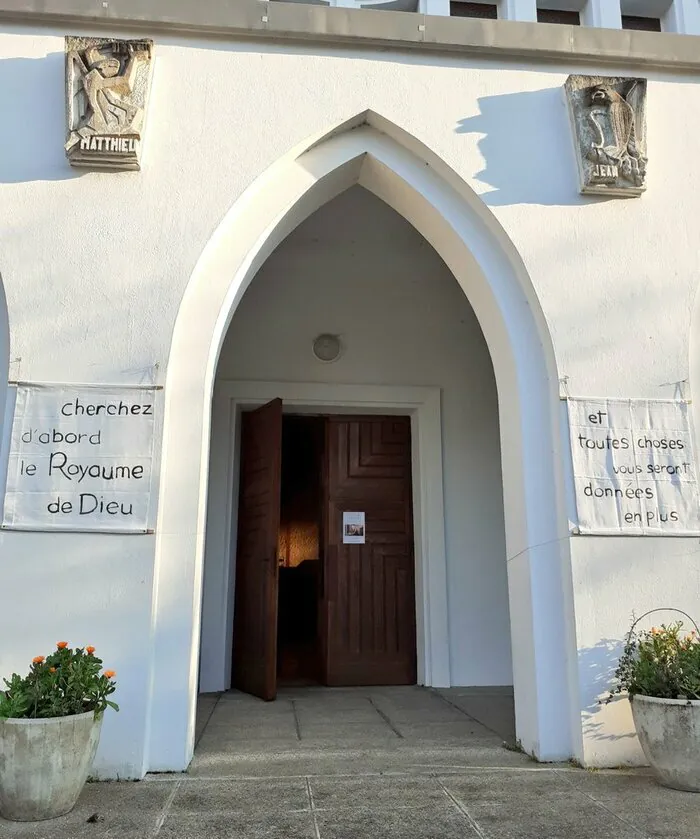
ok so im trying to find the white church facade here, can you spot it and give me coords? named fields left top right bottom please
left=1, top=0, right=700, bottom=778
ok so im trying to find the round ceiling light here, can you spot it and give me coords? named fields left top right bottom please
left=312, top=334, right=342, bottom=363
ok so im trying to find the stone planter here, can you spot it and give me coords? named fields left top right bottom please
left=631, top=694, right=700, bottom=792
left=0, top=711, right=102, bottom=821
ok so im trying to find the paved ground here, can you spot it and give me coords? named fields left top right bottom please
left=2, top=686, right=699, bottom=838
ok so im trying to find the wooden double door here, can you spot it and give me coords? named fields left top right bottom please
left=231, top=399, right=417, bottom=700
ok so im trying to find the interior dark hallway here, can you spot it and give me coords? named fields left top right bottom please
left=277, top=415, right=324, bottom=684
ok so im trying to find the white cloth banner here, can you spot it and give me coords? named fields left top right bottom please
left=567, top=398, right=700, bottom=535
left=2, top=384, right=157, bottom=533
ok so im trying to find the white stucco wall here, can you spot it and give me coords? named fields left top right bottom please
left=206, top=185, right=511, bottom=688
left=0, top=21, right=699, bottom=775
left=2, top=29, right=698, bottom=403
left=571, top=536, right=700, bottom=766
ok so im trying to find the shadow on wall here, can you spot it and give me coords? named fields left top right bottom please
left=0, top=53, right=81, bottom=184
left=455, top=88, right=608, bottom=208
left=579, top=637, right=637, bottom=743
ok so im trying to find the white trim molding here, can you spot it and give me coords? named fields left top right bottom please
left=198, top=381, right=449, bottom=696
left=0, top=2, right=699, bottom=69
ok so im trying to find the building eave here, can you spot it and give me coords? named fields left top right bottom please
left=0, top=0, right=699, bottom=72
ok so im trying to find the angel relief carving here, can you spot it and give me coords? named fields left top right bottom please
left=565, top=75, right=647, bottom=197
left=65, top=37, right=154, bottom=170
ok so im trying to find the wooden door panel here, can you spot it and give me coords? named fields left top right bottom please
left=324, top=417, right=416, bottom=686
left=332, top=419, right=410, bottom=489
left=231, top=398, right=282, bottom=701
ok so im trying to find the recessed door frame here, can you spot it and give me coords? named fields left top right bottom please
left=199, top=380, right=449, bottom=693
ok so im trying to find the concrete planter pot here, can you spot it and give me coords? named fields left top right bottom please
left=631, top=695, right=700, bottom=792
left=0, top=711, right=102, bottom=821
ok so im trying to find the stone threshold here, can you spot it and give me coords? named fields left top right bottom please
left=1, top=0, right=700, bottom=71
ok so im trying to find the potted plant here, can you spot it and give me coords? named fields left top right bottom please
left=609, top=609, right=700, bottom=792
left=0, top=643, right=118, bottom=821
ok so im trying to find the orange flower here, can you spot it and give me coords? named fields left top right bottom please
left=32, top=656, right=45, bottom=664
left=49, top=667, right=57, bottom=673
left=86, top=646, right=95, bottom=655
left=104, top=670, right=116, bottom=680
left=56, top=641, right=68, bottom=649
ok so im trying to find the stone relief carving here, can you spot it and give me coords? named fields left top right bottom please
left=565, top=75, right=647, bottom=197
left=65, top=36, right=154, bottom=171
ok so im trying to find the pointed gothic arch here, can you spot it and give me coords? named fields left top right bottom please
left=145, top=113, right=579, bottom=772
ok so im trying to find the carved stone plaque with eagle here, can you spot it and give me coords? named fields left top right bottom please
left=565, top=75, right=647, bottom=197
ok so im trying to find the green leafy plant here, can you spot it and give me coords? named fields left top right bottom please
left=608, top=613, right=700, bottom=702
left=0, top=643, right=118, bottom=719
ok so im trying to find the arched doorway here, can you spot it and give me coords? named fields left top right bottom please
left=199, top=185, right=507, bottom=699
left=147, top=114, right=578, bottom=771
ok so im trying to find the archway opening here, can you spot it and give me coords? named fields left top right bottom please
left=197, top=185, right=515, bottom=739
left=148, top=119, right=576, bottom=773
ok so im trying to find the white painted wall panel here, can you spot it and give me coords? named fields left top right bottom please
left=571, top=535, right=700, bottom=767
left=0, top=531, right=154, bottom=778
left=0, top=29, right=694, bottom=399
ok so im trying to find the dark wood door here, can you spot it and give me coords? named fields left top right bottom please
left=231, top=398, right=283, bottom=700
left=323, top=416, right=416, bottom=686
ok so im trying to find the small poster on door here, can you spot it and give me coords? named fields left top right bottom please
left=343, top=511, right=365, bottom=544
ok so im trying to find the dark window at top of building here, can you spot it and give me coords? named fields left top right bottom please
left=450, top=2, right=498, bottom=18
left=537, top=8, right=581, bottom=25
left=621, top=14, right=662, bottom=31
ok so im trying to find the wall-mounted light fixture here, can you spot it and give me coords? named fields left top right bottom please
left=312, top=334, right=343, bottom=363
